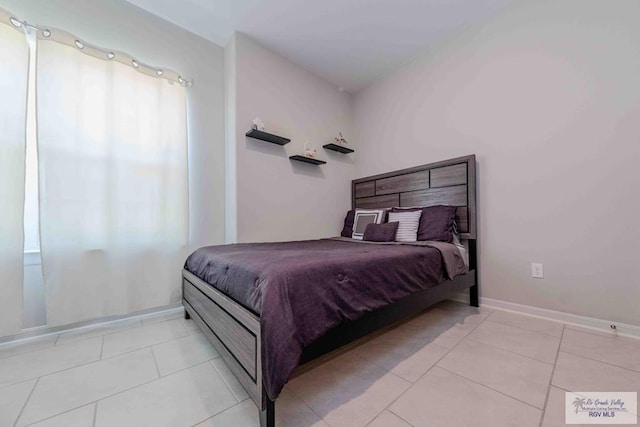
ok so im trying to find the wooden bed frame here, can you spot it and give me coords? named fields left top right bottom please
left=182, top=154, right=478, bottom=427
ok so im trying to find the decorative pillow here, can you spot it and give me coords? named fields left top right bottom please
left=363, top=222, right=399, bottom=242
left=388, top=210, right=422, bottom=242
left=351, top=209, right=385, bottom=240
left=340, top=210, right=355, bottom=237
left=391, top=205, right=457, bottom=242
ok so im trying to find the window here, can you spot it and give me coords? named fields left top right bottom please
left=24, top=31, right=39, bottom=254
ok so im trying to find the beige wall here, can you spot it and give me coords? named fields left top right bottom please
left=0, top=0, right=227, bottom=250
left=228, top=33, right=355, bottom=243
left=353, top=0, right=640, bottom=326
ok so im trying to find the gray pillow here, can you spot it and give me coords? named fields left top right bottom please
left=351, top=209, right=385, bottom=240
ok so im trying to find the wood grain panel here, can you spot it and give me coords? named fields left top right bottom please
left=183, top=281, right=256, bottom=380
left=354, top=181, right=375, bottom=198
left=184, top=301, right=260, bottom=405
left=430, top=163, right=467, bottom=188
left=376, top=170, right=429, bottom=196
left=354, top=194, right=399, bottom=209
left=400, top=185, right=467, bottom=207
left=353, top=154, right=476, bottom=239
left=455, top=207, right=468, bottom=233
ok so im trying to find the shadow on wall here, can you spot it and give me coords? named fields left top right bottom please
left=23, top=256, right=47, bottom=329
left=286, top=300, right=485, bottom=417
left=289, top=160, right=326, bottom=178
left=324, top=149, right=356, bottom=165
left=245, top=137, right=288, bottom=158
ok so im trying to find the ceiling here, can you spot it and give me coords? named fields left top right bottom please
left=125, top=0, right=513, bottom=93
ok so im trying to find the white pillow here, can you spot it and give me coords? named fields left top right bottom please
left=388, top=210, right=422, bottom=242
left=351, top=209, right=385, bottom=240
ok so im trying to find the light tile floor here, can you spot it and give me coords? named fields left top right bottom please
left=1, top=301, right=639, bottom=427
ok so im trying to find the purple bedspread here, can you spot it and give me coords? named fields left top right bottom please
left=184, top=238, right=466, bottom=400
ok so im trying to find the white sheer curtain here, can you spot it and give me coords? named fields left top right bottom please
left=0, top=18, right=29, bottom=336
left=37, top=39, right=189, bottom=326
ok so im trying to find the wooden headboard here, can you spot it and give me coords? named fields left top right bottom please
left=352, top=155, right=477, bottom=239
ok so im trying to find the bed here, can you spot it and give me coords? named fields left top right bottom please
left=182, top=154, right=478, bottom=427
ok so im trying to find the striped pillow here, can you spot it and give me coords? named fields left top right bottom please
left=388, top=210, right=422, bottom=242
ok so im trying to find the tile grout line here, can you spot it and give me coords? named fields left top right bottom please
left=142, top=314, right=185, bottom=328
left=364, top=395, right=413, bottom=427
left=13, top=377, right=39, bottom=427
left=21, top=403, right=96, bottom=427
left=377, top=307, right=494, bottom=424
left=0, top=329, right=191, bottom=391
left=349, top=338, right=446, bottom=385
left=189, top=400, right=245, bottom=427
left=287, top=349, right=399, bottom=426
left=289, top=390, right=329, bottom=427
left=354, top=308, right=496, bottom=383
left=386, top=409, right=414, bottom=427
left=56, top=320, right=143, bottom=347
left=485, top=310, right=564, bottom=338
left=385, top=319, right=491, bottom=426
left=190, top=396, right=254, bottom=427
left=209, top=360, right=245, bottom=403
left=150, top=345, right=162, bottom=378
left=557, top=323, right=640, bottom=343
left=0, top=336, right=61, bottom=362
left=1, top=355, right=100, bottom=390
left=99, top=326, right=191, bottom=360
left=179, top=317, right=191, bottom=335
left=190, top=402, right=243, bottom=427
left=482, top=318, right=564, bottom=339
left=22, top=359, right=214, bottom=426
left=350, top=349, right=412, bottom=384
left=463, top=334, right=557, bottom=366
left=437, top=364, right=544, bottom=411
left=13, top=311, right=181, bottom=355
left=99, top=335, right=105, bottom=360
left=539, top=325, right=565, bottom=427
left=558, top=348, right=640, bottom=374
left=92, top=402, right=98, bottom=427
left=1, top=320, right=184, bottom=387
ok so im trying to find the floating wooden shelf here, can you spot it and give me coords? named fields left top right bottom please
left=323, top=143, right=354, bottom=154
left=246, top=129, right=290, bottom=145
left=289, top=155, right=326, bottom=165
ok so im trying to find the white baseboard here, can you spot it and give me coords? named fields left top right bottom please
left=0, top=304, right=184, bottom=346
left=451, top=294, right=640, bottom=340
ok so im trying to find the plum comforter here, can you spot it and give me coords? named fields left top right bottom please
left=184, top=237, right=467, bottom=400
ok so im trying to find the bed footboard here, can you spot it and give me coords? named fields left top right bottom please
left=182, top=269, right=272, bottom=424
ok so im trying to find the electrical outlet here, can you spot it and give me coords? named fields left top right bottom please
left=531, top=263, right=544, bottom=279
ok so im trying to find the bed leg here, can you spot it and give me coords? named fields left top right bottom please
left=468, top=239, right=479, bottom=308
left=259, top=397, right=275, bottom=427
left=184, top=309, right=191, bottom=320
left=469, top=284, right=479, bottom=307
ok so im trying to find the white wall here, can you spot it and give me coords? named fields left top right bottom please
left=353, top=0, right=640, bottom=326
left=229, top=33, right=355, bottom=243
left=0, top=0, right=226, bottom=250
left=224, top=35, right=238, bottom=243
left=23, top=260, right=46, bottom=329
